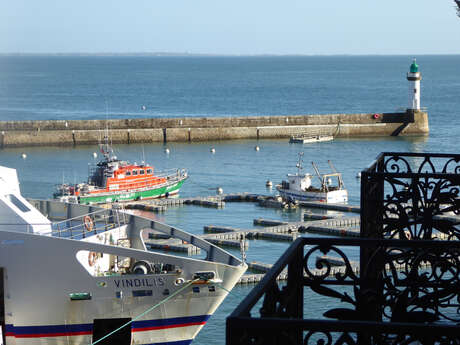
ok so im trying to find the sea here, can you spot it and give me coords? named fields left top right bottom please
left=0, top=55, right=459, bottom=344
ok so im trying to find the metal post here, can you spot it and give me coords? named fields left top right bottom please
left=0, top=268, right=5, bottom=345
left=286, top=241, right=304, bottom=343
left=359, top=158, right=385, bottom=342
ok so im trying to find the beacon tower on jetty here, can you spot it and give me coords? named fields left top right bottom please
left=406, top=59, right=422, bottom=110
left=0, top=60, right=430, bottom=148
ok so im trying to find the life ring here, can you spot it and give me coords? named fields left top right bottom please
left=83, top=216, right=94, bottom=231
left=174, top=278, right=185, bottom=286
left=88, top=251, right=98, bottom=266
left=373, top=113, right=380, bottom=119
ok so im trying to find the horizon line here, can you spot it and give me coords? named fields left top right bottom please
left=1, top=52, right=460, bottom=57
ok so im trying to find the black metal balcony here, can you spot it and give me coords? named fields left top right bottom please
left=227, top=152, right=460, bottom=345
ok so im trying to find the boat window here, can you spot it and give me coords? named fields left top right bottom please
left=139, top=170, right=145, bottom=175
left=5, top=194, right=31, bottom=212
left=126, top=171, right=131, bottom=176
left=132, top=290, right=153, bottom=297
left=146, top=169, right=152, bottom=174
left=192, top=287, right=200, bottom=293
left=132, top=170, right=138, bottom=176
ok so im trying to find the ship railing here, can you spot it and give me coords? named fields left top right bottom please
left=28, top=198, right=244, bottom=267
left=0, top=223, right=52, bottom=235
left=0, top=205, right=127, bottom=238
left=51, top=207, right=129, bottom=239
left=154, top=168, right=187, bottom=180
left=227, top=237, right=460, bottom=344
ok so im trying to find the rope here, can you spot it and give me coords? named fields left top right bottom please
left=215, top=282, right=234, bottom=295
left=89, top=278, right=198, bottom=345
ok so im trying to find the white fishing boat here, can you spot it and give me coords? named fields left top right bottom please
left=0, top=165, right=246, bottom=345
left=289, top=134, right=334, bottom=144
left=276, top=153, right=348, bottom=203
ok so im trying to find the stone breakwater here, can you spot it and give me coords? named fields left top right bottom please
left=0, top=111, right=428, bottom=148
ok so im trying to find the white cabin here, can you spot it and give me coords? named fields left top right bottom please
left=0, top=166, right=52, bottom=235
left=286, top=173, right=312, bottom=191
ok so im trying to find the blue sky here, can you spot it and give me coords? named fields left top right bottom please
left=1, top=0, right=459, bottom=54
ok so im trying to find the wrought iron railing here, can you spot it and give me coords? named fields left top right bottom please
left=361, top=152, right=460, bottom=240
left=227, top=152, right=460, bottom=344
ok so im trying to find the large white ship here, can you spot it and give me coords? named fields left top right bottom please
left=0, top=165, right=246, bottom=345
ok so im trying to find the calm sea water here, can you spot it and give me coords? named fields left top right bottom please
left=0, top=55, right=459, bottom=344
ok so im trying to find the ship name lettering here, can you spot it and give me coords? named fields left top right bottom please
left=114, top=278, right=163, bottom=288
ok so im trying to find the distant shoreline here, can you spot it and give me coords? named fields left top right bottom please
left=0, top=52, right=459, bottom=57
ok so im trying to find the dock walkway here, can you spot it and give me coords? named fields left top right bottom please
left=125, top=192, right=362, bottom=213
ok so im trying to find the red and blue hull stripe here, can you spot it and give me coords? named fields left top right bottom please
left=5, top=314, right=210, bottom=340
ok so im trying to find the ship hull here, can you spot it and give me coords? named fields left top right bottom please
left=1, top=228, right=245, bottom=345
left=78, top=179, right=185, bottom=205
left=277, top=186, right=348, bottom=203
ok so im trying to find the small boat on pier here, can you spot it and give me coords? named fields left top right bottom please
left=276, top=153, right=348, bottom=203
left=289, top=134, right=334, bottom=144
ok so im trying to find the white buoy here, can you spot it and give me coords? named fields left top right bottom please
left=356, top=172, right=361, bottom=178
left=216, top=187, right=223, bottom=195
left=21, top=153, right=27, bottom=159
left=165, top=148, right=170, bottom=154
left=255, top=146, right=260, bottom=151
left=266, top=180, right=273, bottom=187
left=141, top=105, right=146, bottom=111
left=92, top=152, right=97, bottom=158
left=210, top=148, right=216, bottom=154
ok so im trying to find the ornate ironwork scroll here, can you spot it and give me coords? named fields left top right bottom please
left=362, top=153, right=460, bottom=240
left=228, top=153, right=460, bottom=345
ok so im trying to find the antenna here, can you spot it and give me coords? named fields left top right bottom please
left=142, top=145, right=146, bottom=165
left=239, top=233, right=246, bottom=265
left=99, top=100, right=114, bottom=161
left=296, top=152, right=304, bottom=175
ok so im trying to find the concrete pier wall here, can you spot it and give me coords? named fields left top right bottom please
left=0, top=111, right=428, bottom=148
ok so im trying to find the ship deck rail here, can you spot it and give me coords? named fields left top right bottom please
left=28, top=199, right=243, bottom=267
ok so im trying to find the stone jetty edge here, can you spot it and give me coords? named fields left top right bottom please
left=0, top=111, right=428, bottom=148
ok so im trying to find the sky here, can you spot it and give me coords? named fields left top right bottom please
left=0, top=0, right=459, bottom=55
